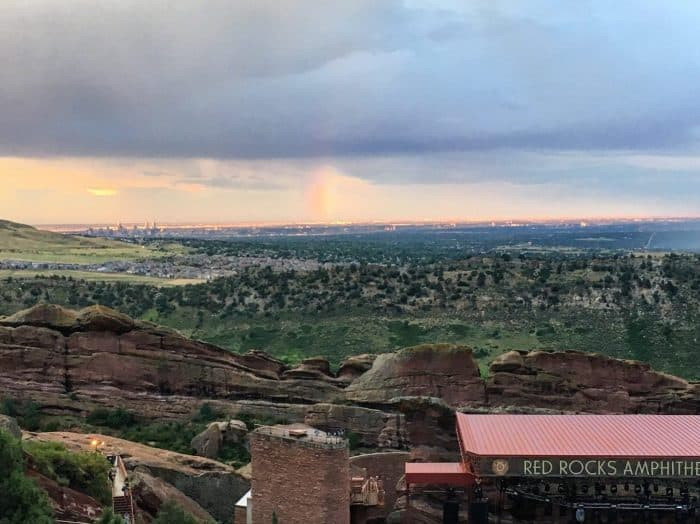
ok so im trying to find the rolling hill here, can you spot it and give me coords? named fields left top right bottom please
left=0, top=219, right=161, bottom=263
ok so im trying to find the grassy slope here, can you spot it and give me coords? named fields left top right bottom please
left=0, top=219, right=166, bottom=263
left=154, top=307, right=699, bottom=380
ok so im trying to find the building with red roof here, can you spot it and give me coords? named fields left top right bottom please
left=405, top=414, right=700, bottom=523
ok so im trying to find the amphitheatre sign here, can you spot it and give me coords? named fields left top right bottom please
left=482, top=457, right=700, bottom=479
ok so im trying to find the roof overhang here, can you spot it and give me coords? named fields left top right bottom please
left=456, top=413, right=700, bottom=479
left=405, top=463, right=474, bottom=487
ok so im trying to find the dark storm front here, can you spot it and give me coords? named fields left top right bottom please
left=480, top=458, right=700, bottom=478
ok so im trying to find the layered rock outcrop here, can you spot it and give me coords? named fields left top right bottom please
left=2, top=305, right=698, bottom=445
left=3, top=304, right=699, bottom=523
left=0, top=305, right=345, bottom=420
left=486, top=349, right=699, bottom=414
left=345, top=344, right=485, bottom=406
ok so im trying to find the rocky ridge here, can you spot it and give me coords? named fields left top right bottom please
left=1, top=305, right=697, bottom=435
left=2, top=304, right=698, bottom=522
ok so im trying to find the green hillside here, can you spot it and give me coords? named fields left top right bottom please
left=0, top=219, right=165, bottom=263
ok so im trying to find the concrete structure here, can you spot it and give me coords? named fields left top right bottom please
left=250, top=424, right=351, bottom=524
left=234, top=490, right=252, bottom=524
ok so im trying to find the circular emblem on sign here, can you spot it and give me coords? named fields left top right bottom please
left=492, top=459, right=509, bottom=476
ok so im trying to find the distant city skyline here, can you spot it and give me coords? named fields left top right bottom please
left=2, top=2, right=700, bottom=223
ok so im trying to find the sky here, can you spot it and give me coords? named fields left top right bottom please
left=2, top=1, right=700, bottom=224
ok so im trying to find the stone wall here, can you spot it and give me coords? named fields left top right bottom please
left=250, top=431, right=350, bottom=524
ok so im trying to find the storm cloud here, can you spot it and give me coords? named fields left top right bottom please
left=3, top=0, right=700, bottom=162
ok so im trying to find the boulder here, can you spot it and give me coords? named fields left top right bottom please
left=337, top=354, right=376, bottom=382
left=191, top=422, right=223, bottom=459
left=490, top=350, right=525, bottom=373
left=220, top=419, right=248, bottom=446
left=345, top=344, right=485, bottom=407
left=300, top=357, right=332, bottom=376
left=191, top=419, right=249, bottom=459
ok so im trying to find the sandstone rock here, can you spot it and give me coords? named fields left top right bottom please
left=236, top=462, right=252, bottom=480
left=191, top=422, right=223, bottom=459
left=219, top=419, right=248, bottom=446
left=75, top=305, right=135, bottom=333
left=3, top=303, right=699, bottom=477
left=486, top=350, right=698, bottom=414
left=304, top=402, right=407, bottom=449
left=337, top=354, right=376, bottom=382
left=282, top=357, right=339, bottom=382
left=130, top=468, right=216, bottom=523
left=0, top=414, right=21, bottom=439
left=490, top=350, right=525, bottom=373
left=1, top=304, right=78, bottom=331
left=0, top=305, right=345, bottom=415
left=237, top=350, right=287, bottom=379
left=391, top=397, right=460, bottom=455
left=302, top=357, right=332, bottom=375
left=191, top=419, right=249, bottom=459
left=345, top=344, right=485, bottom=407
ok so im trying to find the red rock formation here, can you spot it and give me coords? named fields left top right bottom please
left=486, top=350, right=699, bottom=414
left=345, top=344, right=486, bottom=406
left=282, top=356, right=344, bottom=383
left=337, top=353, right=376, bottom=382
left=1, top=305, right=698, bottom=452
left=0, top=305, right=345, bottom=418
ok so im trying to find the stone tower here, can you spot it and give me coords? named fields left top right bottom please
left=250, top=424, right=350, bottom=524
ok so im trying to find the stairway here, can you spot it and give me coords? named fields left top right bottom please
left=113, top=495, right=134, bottom=522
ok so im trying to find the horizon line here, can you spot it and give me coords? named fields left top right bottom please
left=32, top=215, right=700, bottom=232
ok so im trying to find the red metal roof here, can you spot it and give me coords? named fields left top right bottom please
left=456, top=413, right=700, bottom=458
left=405, top=462, right=473, bottom=486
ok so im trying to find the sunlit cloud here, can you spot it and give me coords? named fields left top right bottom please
left=87, top=188, right=118, bottom=197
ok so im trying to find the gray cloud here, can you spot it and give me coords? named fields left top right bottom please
left=2, top=1, right=700, bottom=164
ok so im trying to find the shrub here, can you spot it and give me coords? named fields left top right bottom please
left=87, top=408, right=136, bottom=429
left=23, top=440, right=112, bottom=505
left=97, top=507, right=126, bottom=524
left=0, top=430, right=54, bottom=524
left=191, top=403, right=223, bottom=424
left=0, top=398, right=42, bottom=431
left=152, top=500, right=200, bottom=524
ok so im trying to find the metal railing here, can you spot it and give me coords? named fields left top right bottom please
left=254, top=426, right=348, bottom=450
